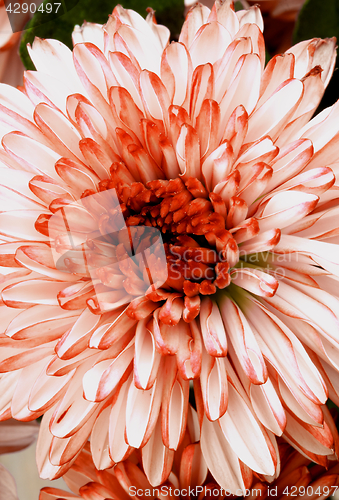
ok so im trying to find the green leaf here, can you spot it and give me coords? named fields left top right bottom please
left=293, top=0, right=339, bottom=113
left=20, top=0, right=185, bottom=70
left=293, top=0, right=339, bottom=44
left=327, top=399, right=339, bottom=411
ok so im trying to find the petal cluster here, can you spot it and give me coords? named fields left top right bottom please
left=39, top=435, right=339, bottom=500
left=0, top=0, right=338, bottom=491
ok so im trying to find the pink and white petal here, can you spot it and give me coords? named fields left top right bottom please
left=250, top=379, right=287, bottom=436
left=46, top=350, right=97, bottom=377
left=238, top=228, right=281, bottom=255
left=219, top=295, right=267, bottom=384
left=49, top=409, right=100, bottom=467
left=0, top=177, right=46, bottom=213
left=108, top=52, right=142, bottom=110
left=29, top=363, right=75, bottom=414
left=246, top=79, right=304, bottom=143
left=161, top=360, right=189, bottom=450
left=161, top=42, right=192, bottom=108
left=24, top=71, right=75, bottom=113
left=37, top=407, right=74, bottom=480
left=262, top=139, right=314, bottom=196
left=40, top=487, right=78, bottom=500
left=189, top=22, right=232, bottom=68
left=219, top=383, right=276, bottom=475
left=145, top=10, right=170, bottom=51
left=278, top=376, right=324, bottom=426
left=274, top=234, right=339, bottom=277
left=285, top=203, right=339, bottom=239
left=235, top=136, right=278, bottom=169
left=265, top=270, right=339, bottom=342
left=108, top=377, right=133, bottom=463
left=284, top=410, right=334, bottom=457
left=73, top=43, right=116, bottom=100
left=176, top=123, right=201, bottom=181
left=0, top=464, right=19, bottom=500
left=231, top=268, right=279, bottom=298
left=209, top=0, right=239, bottom=37
left=213, top=38, right=252, bottom=104
left=0, top=103, right=46, bottom=143
left=176, top=319, right=202, bottom=380
left=195, top=99, right=220, bottom=160
left=82, top=342, right=134, bottom=402
left=298, top=100, right=339, bottom=153
left=2, top=132, right=61, bottom=180
left=219, top=53, right=261, bottom=133
left=15, top=245, right=80, bottom=282
left=90, top=406, right=114, bottom=470
left=0, top=167, right=44, bottom=203
left=179, top=442, right=208, bottom=490
left=201, top=415, right=248, bottom=494
left=110, top=86, right=144, bottom=144
left=28, top=39, right=84, bottom=94
left=2, top=279, right=73, bottom=308
left=0, top=83, right=35, bottom=121
left=34, top=104, right=84, bottom=162
left=29, top=175, right=74, bottom=206
left=140, top=70, right=171, bottom=131
left=289, top=67, right=324, bottom=126
left=114, top=459, right=152, bottom=496
left=90, top=309, right=136, bottom=349
left=134, top=318, right=161, bottom=390
left=288, top=38, right=336, bottom=88
left=242, top=294, right=326, bottom=404
left=72, top=22, right=105, bottom=52
left=256, top=191, right=318, bottom=232
left=179, top=4, right=211, bottom=49
left=200, top=348, right=228, bottom=421
left=55, top=309, right=100, bottom=360
left=0, top=211, right=49, bottom=242
left=115, top=25, right=162, bottom=75
left=142, top=415, right=174, bottom=486
left=11, top=355, right=54, bottom=420
left=0, top=336, right=56, bottom=373
left=258, top=53, right=295, bottom=107
left=237, top=5, right=264, bottom=32
left=0, top=371, right=21, bottom=419
left=202, top=141, right=233, bottom=192
left=125, top=365, right=163, bottom=448
left=200, top=298, right=227, bottom=357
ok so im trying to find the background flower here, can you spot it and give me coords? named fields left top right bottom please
left=0, top=0, right=339, bottom=494
left=0, top=419, right=39, bottom=500
left=0, top=0, right=29, bottom=86
left=39, top=435, right=339, bottom=500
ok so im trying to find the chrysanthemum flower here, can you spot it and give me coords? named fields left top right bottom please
left=0, top=0, right=339, bottom=492
left=39, top=434, right=339, bottom=500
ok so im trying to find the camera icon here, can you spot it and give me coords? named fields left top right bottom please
left=48, top=188, right=168, bottom=313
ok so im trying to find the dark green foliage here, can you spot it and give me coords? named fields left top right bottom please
left=293, top=0, right=339, bottom=44
left=20, top=0, right=184, bottom=70
left=293, top=0, right=339, bottom=112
